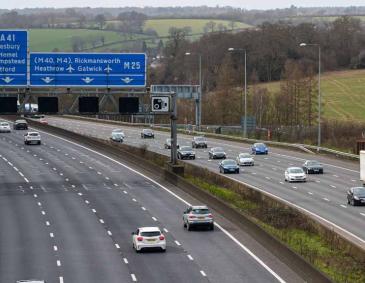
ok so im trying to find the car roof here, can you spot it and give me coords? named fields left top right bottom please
left=143, top=128, right=152, bottom=131
left=112, top=128, right=123, bottom=132
left=287, top=167, right=302, bottom=170
left=17, top=280, right=45, bottom=283
left=191, top=205, right=208, bottom=210
left=16, top=119, right=27, bottom=123
left=139, top=227, right=161, bottom=232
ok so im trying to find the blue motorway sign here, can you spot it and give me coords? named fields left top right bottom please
left=30, top=53, right=146, bottom=88
left=0, top=30, right=28, bottom=87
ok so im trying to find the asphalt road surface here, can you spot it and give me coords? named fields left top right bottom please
left=0, top=119, right=302, bottom=283
left=46, top=116, right=365, bottom=248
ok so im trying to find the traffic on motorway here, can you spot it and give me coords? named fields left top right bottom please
left=44, top=117, right=365, bottom=249
left=2, top=118, right=294, bottom=283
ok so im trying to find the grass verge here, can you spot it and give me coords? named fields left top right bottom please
left=186, top=175, right=365, bottom=283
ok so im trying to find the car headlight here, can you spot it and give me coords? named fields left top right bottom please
left=354, top=196, right=360, bottom=200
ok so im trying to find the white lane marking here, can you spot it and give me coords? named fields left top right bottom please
left=78, top=193, right=83, bottom=196
left=330, top=185, right=336, bottom=189
left=71, top=185, right=76, bottom=188
left=152, top=217, right=157, bottom=221
left=46, top=221, right=50, bottom=226
left=97, top=171, right=102, bottom=175
left=53, top=167, right=57, bottom=171
left=31, top=127, right=289, bottom=281
left=292, top=186, right=297, bottom=190
left=131, top=274, right=137, bottom=282
left=57, top=260, right=61, bottom=267
left=187, top=254, right=194, bottom=261
left=53, top=245, right=58, bottom=251
left=59, top=173, right=63, bottom=176
left=279, top=181, right=284, bottom=185
left=315, top=180, right=320, bottom=183
left=41, top=211, right=46, bottom=215
left=341, top=205, right=347, bottom=208
left=99, top=219, right=105, bottom=224
left=114, top=183, right=118, bottom=187
left=107, top=230, right=112, bottom=236
left=65, top=178, right=69, bottom=182
left=24, top=178, right=29, bottom=183
left=59, top=277, right=64, bottom=283
left=200, top=270, right=207, bottom=277
left=19, top=172, right=24, bottom=177
left=13, top=167, right=19, bottom=172
left=37, top=202, right=42, bottom=206
left=323, top=198, right=330, bottom=202
left=360, top=213, right=365, bottom=217
left=123, top=190, right=128, bottom=194
left=92, top=209, right=96, bottom=213
left=265, top=177, right=271, bottom=180
left=132, top=198, right=137, bottom=202
left=174, top=240, right=181, bottom=246
left=50, top=233, right=54, bottom=238
left=123, top=258, right=129, bottom=264
left=141, top=207, right=146, bottom=211
left=85, top=200, right=90, bottom=204
left=115, top=244, right=120, bottom=249
left=163, top=228, right=169, bottom=233
left=308, top=192, right=313, bottom=195
left=105, top=177, right=110, bottom=180
left=333, top=175, right=339, bottom=178
left=89, top=166, right=93, bottom=169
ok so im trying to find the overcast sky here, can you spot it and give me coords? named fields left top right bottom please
left=2, top=0, right=365, bottom=10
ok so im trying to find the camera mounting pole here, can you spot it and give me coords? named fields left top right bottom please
left=170, top=92, right=178, bottom=165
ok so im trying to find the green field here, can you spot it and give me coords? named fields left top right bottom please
left=29, top=29, right=133, bottom=52
left=287, top=15, right=365, bottom=23
left=144, top=19, right=251, bottom=36
left=257, top=69, right=365, bottom=121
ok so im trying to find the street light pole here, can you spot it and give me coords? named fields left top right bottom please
left=228, top=48, right=247, bottom=138
left=300, top=43, right=321, bottom=151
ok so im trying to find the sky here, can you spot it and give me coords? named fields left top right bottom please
left=1, top=0, right=365, bottom=10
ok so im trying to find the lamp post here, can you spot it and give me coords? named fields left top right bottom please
left=228, top=47, right=247, bottom=138
left=300, top=42, right=321, bottom=151
left=185, top=52, right=202, bottom=130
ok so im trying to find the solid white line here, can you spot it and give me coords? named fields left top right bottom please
left=175, top=240, right=181, bottom=246
left=200, top=270, right=207, bottom=277
left=19, top=172, right=24, bottom=177
left=24, top=178, right=29, bottom=183
left=187, top=254, right=194, bottom=260
left=131, top=274, right=137, bottom=282
left=31, top=127, right=291, bottom=281
left=123, top=258, right=129, bottom=264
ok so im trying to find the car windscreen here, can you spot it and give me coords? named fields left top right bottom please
left=307, top=161, right=320, bottom=166
left=0, top=122, right=8, bottom=126
left=213, top=147, right=223, bottom=152
left=141, top=231, right=161, bottom=237
left=289, top=168, right=303, bottom=173
left=112, top=129, right=123, bottom=133
left=223, top=160, right=236, bottom=165
left=195, top=137, right=205, bottom=141
left=29, top=133, right=39, bottom=137
left=255, top=143, right=265, bottom=148
left=180, top=146, right=192, bottom=151
left=143, top=129, right=152, bottom=133
left=354, top=188, right=365, bottom=197
left=192, top=209, right=210, bottom=215
left=239, top=154, right=250, bottom=158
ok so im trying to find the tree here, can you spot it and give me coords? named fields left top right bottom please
left=78, top=14, right=87, bottom=28
left=95, top=14, right=106, bottom=29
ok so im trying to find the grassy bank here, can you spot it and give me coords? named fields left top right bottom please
left=186, top=175, right=365, bottom=283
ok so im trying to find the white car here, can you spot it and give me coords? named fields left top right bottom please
left=0, top=122, right=11, bottom=133
left=236, top=153, right=254, bottom=166
left=24, top=132, right=41, bottom=145
left=110, top=129, right=125, bottom=142
left=285, top=167, right=306, bottom=183
left=132, top=227, right=166, bottom=252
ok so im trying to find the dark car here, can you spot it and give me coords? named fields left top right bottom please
left=192, top=136, right=208, bottom=148
left=164, top=138, right=179, bottom=149
left=177, top=146, right=196, bottom=160
left=219, top=159, right=239, bottom=174
left=141, top=129, right=154, bottom=138
left=208, top=147, right=226, bottom=159
left=13, top=119, right=28, bottom=130
left=302, top=160, right=323, bottom=174
left=251, top=143, right=268, bottom=155
left=347, top=187, right=365, bottom=206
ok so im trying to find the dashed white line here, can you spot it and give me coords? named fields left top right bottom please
left=123, top=190, right=128, bottom=194
left=59, top=277, right=64, bottom=283
left=360, top=213, right=365, bottom=217
left=187, top=254, right=194, bottom=260
left=141, top=207, right=146, bottom=211
left=174, top=240, right=181, bottom=246
left=152, top=217, right=157, bottom=221
left=330, top=185, right=336, bottom=189
left=308, top=192, right=313, bottom=195
left=115, top=243, right=120, bottom=249
left=123, top=258, right=129, bottom=264
left=57, top=260, right=61, bottom=267
left=50, top=233, right=54, bottom=238
left=41, top=211, right=46, bottom=215
left=85, top=200, right=90, bottom=204
left=24, top=178, right=29, bottom=183
left=333, top=175, right=339, bottom=178
left=37, top=202, right=42, bottom=206
left=107, top=230, right=112, bottom=236
left=99, top=219, right=105, bottom=224
left=78, top=192, right=83, bottom=196
left=92, top=209, right=96, bottom=213
left=163, top=228, right=168, bottom=233
left=53, top=245, right=58, bottom=251
left=46, top=221, right=50, bottom=226
left=200, top=270, right=207, bottom=277
left=132, top=198, right=137, bottom=202
left=323, top=198, right=330, bottom=202
left=340, top=205, right=347, bottom=208
left=34, top=194, right=38, bottom=198
left=131, top=274, right=137, bottom=282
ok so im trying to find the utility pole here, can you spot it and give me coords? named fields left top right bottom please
left=170, top=92, right=178, bottom=165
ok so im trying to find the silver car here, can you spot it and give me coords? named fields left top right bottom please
left=183, top=205, right=214, bottom=231
left=208, top=147, right=226, bottom=159
left=0, top=122, right=11, bottom=133
left=236, top=153, right=254, bottom=166
left=110, top=129, right=125, bottom=142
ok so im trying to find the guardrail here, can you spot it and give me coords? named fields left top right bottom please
left=60, top=114, right=359, bottom=160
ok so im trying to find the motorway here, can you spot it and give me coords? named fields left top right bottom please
left=0, top=119, right=303, bottom=283
left=46, top=116, right=365, bottom=247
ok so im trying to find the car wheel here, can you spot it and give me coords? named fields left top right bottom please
left=351, top=199, right=355, bottom=206
left=236, top=169, right=239, bottom=174
left=38, top=141, right=41, bottom=145
left=347, top=199, right=350, bottom=204
left=183, top=221, right=187, bottom=228
left=210, top=224, right=214, bottom=231
left=161, top=248, right=166, bottom=253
